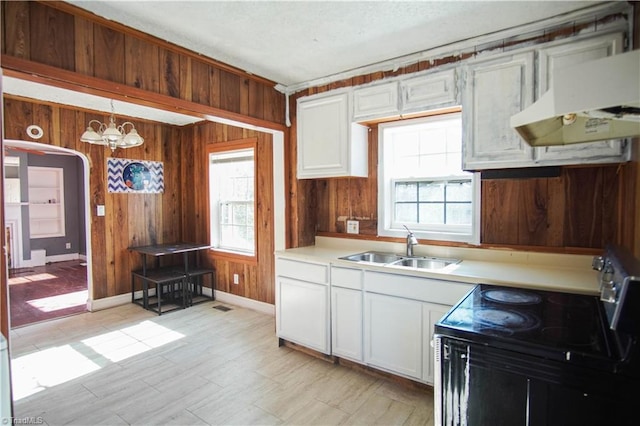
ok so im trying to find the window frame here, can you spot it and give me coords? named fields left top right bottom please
left=377, top=113, right=481, bottom=244
left=206, top=138, right=258, bottom=261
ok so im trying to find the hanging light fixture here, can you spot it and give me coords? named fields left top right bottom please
left=80, top=100, right=144, bottom=151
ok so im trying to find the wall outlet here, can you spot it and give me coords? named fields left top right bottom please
left=65, top=242, right=71, bottom=249
left=346, top=220, right=359, bottom=234
left=233, top=273, right=239, bottom=285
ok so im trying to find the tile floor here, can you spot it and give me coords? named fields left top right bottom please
left=9, top=301, right=434, bottom=425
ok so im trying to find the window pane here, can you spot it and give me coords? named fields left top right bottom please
left=419, top=182, right=444, bottom=201
left=447, top=181, right=472, bottom=202
left=395, top=203, right=417, bottom=222
left=395, top=182, right=417, bottom=202
left=446, top=203, right=472, bottom=225
left=209, top=148, right=255, bottom=254
left=419, top=203, right=445, bottom=225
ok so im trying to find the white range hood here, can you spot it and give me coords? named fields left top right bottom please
left=511, top=49, right=640, bottom=147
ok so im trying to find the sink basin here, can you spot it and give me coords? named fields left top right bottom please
left=340, top=251, right=404, bottom=264
left=389, top=257, right=460, bottom=270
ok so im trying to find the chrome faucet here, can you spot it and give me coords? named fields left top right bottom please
left=403, top=225, right=418, bottom=257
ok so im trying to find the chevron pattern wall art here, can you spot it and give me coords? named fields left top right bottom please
left=107, top=158, right=164, bottom=193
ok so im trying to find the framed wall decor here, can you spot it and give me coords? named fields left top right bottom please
left=107, top=158, right=164, bottom=193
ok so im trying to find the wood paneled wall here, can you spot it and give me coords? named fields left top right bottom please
left=180, top=123, right=275, bottom=304
left=3, top=96, right=276, bottom=304
left=310, top=125, right=626, bottom=251
left=1, top=0, right=283, bottom=306
left=1, top=1, right=285, bottom=125
left=2, top=97, right=180, bottom=299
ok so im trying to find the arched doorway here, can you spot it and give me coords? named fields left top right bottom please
left=4, top=140, right=93, bottom=327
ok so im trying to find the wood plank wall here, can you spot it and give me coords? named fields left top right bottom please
left=288, top=7, right=640, bottom=255
left=2, top=97, right=178, bottom=299
left=1, top=1, right=283, bottom=305
left=181, top=124, right=275, bottom=304
left=1, top=1, right=285, bottom=125
left=2, top=96, right=277, bottom=305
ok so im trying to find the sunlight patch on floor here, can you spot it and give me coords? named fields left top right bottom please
left=12, top=321, right=185, bottom=401
left=11, top=345, right=101, bottom=400
left=26, top=290, right=88, bottom=312
left=8, top=273, right=59, bottom=285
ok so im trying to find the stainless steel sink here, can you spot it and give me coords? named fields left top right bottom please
left=340, top=251, right=460, bottom=270
left=389, top=257, right=460, bottom=270
left=339, top=251, right=404, bottom=264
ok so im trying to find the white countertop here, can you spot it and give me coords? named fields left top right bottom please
left=276, top=237, right=600, bottom=295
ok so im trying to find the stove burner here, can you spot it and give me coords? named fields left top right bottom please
left=481, top=289, right=543, bottom=305
left=474, top=308, right=540, bottom=332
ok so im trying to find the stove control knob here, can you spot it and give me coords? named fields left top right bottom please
left=600, top=281, right=617, bottom=303
left=592, top=256, right=605, bottom=271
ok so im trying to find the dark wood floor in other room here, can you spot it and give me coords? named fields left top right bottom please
left=8, top=260, right=88, bottom=328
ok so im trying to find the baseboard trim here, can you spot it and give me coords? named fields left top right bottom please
left=88, top=289, right=154, bottom=311
left=212, top=290, right=275, bottom=316
left=89, top=288, right=274, bottom=316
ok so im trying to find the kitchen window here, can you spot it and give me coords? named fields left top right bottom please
left=378, top=112, right=480, bottom=244
left=208, top=145, right=256, bottom=255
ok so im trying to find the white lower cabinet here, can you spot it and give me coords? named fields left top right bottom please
left=331, top=286, right=363, bottom=362
left=364, top=292, right=423, bottom=380
left=276, top=257, right=330, bottom=354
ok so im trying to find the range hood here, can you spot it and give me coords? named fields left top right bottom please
left=511, top=49, right=640, bottom=147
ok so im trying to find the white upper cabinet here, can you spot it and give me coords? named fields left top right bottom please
left=297, top=90, right=368, bottom=179
left=353, top=81, right=399, bottom=120
left=462, top=51, right=536, bottom=170
left=462, top=32, right=630, bottom=171
left=534, top=32, right=629, bottom=164
left=401, top=68, right=457, bottom=113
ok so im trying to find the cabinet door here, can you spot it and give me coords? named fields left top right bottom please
left=331, top=287, right=363, bottom=362
left=535, top=33, right=628, bottom=164
left=401, top=68, right=457, bottom=113
left=276, top=277, right=330, bottom=354
left=353, top=81, right=399, bottom=120
left=297, top=92, right=368, bottom=179
left=422, top=303, right=450, bottom=384
left=463, top=52, right=535, bottom=170
left=364, top=292, right=422, bottom=379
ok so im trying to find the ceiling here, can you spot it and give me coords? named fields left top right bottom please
left=67, top=0, right=606, bottom=88
left=2, top=0, right=613, bottom=125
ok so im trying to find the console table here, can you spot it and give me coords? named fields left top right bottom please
left=129, top=242, right=215, bottom=314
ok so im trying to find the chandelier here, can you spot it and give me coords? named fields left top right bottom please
left=80, top=100, right=144, bottom=151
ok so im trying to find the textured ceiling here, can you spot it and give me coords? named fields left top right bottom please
left=67, top=0, right=605, bottom=88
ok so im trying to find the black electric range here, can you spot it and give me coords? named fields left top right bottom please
left=433, top=245, right=640, bottom=426
left=436, top=284, right=625, bottom=372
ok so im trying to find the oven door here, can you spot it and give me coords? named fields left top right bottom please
left=434, top=335, right=635, bottom=426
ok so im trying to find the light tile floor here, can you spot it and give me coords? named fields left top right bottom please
left=9, top=301, right=434, bottom=425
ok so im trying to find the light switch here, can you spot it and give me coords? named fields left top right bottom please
left=97, top=205, right=105, bottom=216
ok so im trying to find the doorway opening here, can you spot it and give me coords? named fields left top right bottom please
left=3, top=140, right=93, bottom=328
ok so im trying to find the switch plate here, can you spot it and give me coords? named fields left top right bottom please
left=346, top=220, right=359, bottom=234
left=233, top=273, right=239, bottom=285
left=97, top=205, right=105, bottom=216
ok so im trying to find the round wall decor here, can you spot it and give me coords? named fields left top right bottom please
left=26, top=125, right=44, bottom=139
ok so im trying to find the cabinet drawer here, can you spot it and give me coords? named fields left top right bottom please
left=353, top=81, right=399, bottom=119
left=364, top=271, right=473, bottom=305
left=401, top=69, right=456, bottom=112
left=331, top=266, right=363, bottom=290
left=276, top=258, right=329, bottom=284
